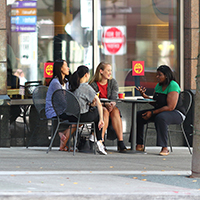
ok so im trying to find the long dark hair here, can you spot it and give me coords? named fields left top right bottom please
left=157, top=65, right=175, bottom=85
left=70, top=65, right=89, bottom=92
left=50, top=59, right=67, bottom=85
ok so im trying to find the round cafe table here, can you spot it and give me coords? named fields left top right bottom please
left=121, top=97, right=155, bottom=153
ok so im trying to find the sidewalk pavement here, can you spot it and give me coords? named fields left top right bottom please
left=0, top=146, right=200, bottom=200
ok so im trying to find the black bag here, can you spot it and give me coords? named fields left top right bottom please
left=77, top=136, right=94, bottom=153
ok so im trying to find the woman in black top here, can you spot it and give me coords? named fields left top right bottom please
left=135, top=65, right=185, bottom=156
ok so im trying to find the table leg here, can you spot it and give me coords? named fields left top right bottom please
left=131, top=102, right=137, bottom=151
left=127, top=102, right=146, bottom=154
left=21, top=105, right=31, bottom=145
left=23, top=105, right=31, bottom=132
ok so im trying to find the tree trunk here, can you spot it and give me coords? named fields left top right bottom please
left=191, top=35, right=200, bottom=178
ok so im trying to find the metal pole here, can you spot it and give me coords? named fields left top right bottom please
left=112, top=54, right=116, bottom=79
left=92, top=0, right=98, bottom=75
left=180, top=0, right=184, bottom=91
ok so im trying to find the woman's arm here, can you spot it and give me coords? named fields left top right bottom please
left=109, top=79, right=118, bottom=99
left=104, top=79, right=117, bottom=112
left=136, top=86, right=152, bottom=99
left=104, top=101, right=116, bottom=112
left=153, top=91, right=179, bottom=114
left=94, top=95, right=104, bottom=130
left=142, top=91, right=179, bottom=120
left=90, top=82, right=99, bottom=92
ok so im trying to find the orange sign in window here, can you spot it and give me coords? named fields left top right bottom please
left=11, top=8, right=37, bottom=16
left=132, top=61, right=144, bottom=76
left=44, top=62, right=54, bottom=78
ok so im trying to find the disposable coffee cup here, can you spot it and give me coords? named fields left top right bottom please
left=118, top=93, right=125, bottom=99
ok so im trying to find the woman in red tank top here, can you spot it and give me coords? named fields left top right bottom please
left=90, top=62, right=127, bottom=152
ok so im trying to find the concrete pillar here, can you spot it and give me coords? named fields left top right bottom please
left=184, top=0, right=199, bottom=90
left=0, top=0, right=10, bottom=147
left=54, top=0, right=65, bottom=36
left=0, top=99, right=10, bottom=147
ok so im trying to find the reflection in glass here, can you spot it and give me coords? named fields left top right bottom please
left=6, top=0, right=178, bottom=96
left=7, top=0, right=93, bottom=85
left=99, top=0, right=178, bottom=95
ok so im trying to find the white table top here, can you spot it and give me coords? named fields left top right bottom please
left=10, top=99, right=33, bottom=105
left=100, top=96, right=155, bottom=103
left=122, top=97, right=155, bottom=103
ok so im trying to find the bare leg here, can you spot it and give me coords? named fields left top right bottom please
left=110, top=107, right=123, bottom=141
left=59, top=125, right=77, bottom=150
left=59, top=132, right=66, bottom=142
left=101, top=107, right=109, bottom=141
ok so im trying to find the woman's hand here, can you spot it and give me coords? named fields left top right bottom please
left=142, top=111, right=152, bottom=120
left=98, top=119, right=104, bottom=130
left=105, top=101, right=116, bottom=112
left=90, top=98, right=97, bottom=107
left=94, top=95, right=104, bottom=128
left=136, top=86, right=146, bottom=97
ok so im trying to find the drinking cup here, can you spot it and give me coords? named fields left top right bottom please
left=118, top=93, right=125, bottom=99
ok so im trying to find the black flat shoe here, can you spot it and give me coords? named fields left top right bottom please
left=118, top=141, right=127, bottom=153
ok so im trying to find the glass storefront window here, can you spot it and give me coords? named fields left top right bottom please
left=6, top=0, right=178, bottom=96
left=6, top=0, right=93, bottom=87
left=99, top=0, right=178, bottom=95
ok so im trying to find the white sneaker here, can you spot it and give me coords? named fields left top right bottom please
left=97, top=141, right=107, bottom=155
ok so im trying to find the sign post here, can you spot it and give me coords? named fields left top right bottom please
left=132, top=61, right=145, bottom=96
left=44, top=62, right=54, bottom=86
left=132, top=61, right=144, bottom=76
left=102, top=26, right=126, bottom=55
left=102, top=26, right=126, bottom=78
left=44, top=62, right=54, bottom=78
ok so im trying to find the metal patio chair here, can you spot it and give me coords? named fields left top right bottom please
left=25, top=81, right=43, bottom=99
left=26, top=85, right=56, bottom=148
left=47, top=89, right=96, bottom=155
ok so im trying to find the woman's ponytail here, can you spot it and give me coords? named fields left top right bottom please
left=69, top=71, right=80, bottom=92
left=69, top=65, right=89, bottom=92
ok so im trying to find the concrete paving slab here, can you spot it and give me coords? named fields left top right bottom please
left=0, top=147, right=199, bottom=200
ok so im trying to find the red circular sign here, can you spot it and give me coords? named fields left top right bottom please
left=102, top=27, right=125, bottom=54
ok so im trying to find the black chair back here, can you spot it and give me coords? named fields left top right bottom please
left=27, top=85, right=55, bottom=149
left=180, top=91, right=192, bottom=116
left=25, top=81, right=43, bottom=98
left=32, top=85, right=48, bottom=119
left=52, top=89, right=80, bottom=121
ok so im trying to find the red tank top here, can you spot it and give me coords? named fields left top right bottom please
left=97, top=82, right=108, bottom=98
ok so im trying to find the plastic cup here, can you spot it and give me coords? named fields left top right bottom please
left=118, top=93, right=125, bottom=99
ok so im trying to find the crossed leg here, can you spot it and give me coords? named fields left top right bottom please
left=59, top=125, right=77, bottom=151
